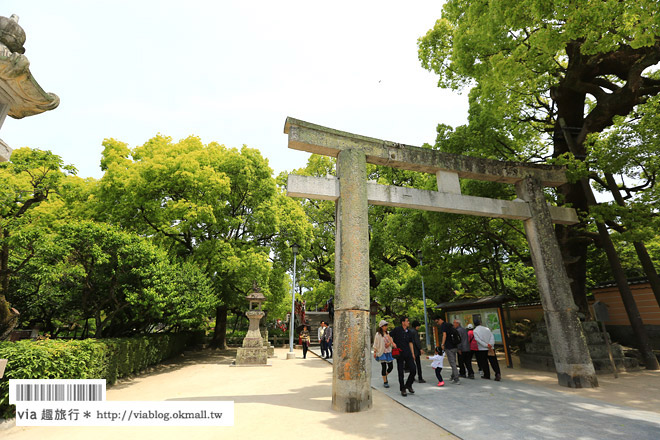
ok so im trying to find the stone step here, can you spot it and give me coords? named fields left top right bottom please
left=531, top=329, right=607, bottom=345
left=525, top=342, right=624, bottom=359
left=520, top=352, right=639, bottom=374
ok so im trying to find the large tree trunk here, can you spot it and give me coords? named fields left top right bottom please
left=633, top=242, right=660, bottom=308
left=552, top=88, right=592, bottom=317
left=604, top=173, right=660, bottom=308
left=560, top=120, right=659, bottom=369
left=212, top=304, right=228, bottom=349
left=594, top=221, right=659, bottom=369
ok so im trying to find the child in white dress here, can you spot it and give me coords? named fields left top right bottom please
left=428, top=346, right=446, bottom=386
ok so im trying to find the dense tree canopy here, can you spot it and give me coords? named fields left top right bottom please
left=418, top=0, right=660, bottom=314
left=0, top=148, right=76, bottom=339
left=95, top=135, right=311, bottom=346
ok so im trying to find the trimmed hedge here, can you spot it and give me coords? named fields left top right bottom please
left=0, top=332, right=202, bottom=419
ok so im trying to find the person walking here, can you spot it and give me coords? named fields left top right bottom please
left=389, top=316, right=417, bottom=397
left=300, top=325, right=311, bottom=359
left=410, top=320, right=426, bottom=383
left=455, top=320, right=474, bottom=379
left=373, top=320, right=395, bottom=388
left=465, top=323, right=478, bottom=379
left=427, top=346, right=446, bottom=386
left=318, top=321, right=327, bottom=358
left=473, top=319, right=501, bottom=381
left=435, top=316, right=460, bottom=384
left=324, top=322, right=333, bottom=359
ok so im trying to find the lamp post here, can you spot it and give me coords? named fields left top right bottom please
left=418, top=250, right=431, bottom=350
left=287, top=243, right=300, bottom=359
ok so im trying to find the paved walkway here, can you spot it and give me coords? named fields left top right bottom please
left=311, top=346, right=660, bottom=440
left=1, top=347, right=454, bottom=439
left=3, top=345, right=659, bottom=439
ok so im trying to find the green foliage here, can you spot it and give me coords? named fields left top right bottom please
left=418, top=1, right=660, bottom=313
left=0, top=148, right=76, bottom=332
left=0, top=332, right=200, bottom=419
left=8, top=221, right=217, bottom=336
left=93, top=135, right=311, bottom=344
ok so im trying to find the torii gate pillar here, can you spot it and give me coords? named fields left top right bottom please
left=332, top=148, right=372, bottom=412
left=516, top=177, right=598, bottom=387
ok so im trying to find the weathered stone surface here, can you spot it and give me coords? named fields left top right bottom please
left=235, top=346, right=268, bottom=365
left=235, top=309, right=268, bottom=365
left=332, top=309, right=372, bottom=412
left=336, top=150, right=369, bottom=311
left=331, top=149, right=372, bottom=412
left=285, top=117, right=568, bottom=186
left=288, top=174, right=578, bottom=225
left=0, top=52, right=59, bottom=118
left=0, top=138, right=10, bottom=161
left=516, top=176, right=598, bottom=388
left=522, top=321, right=639, bottom=374
left=0, top=15, right=26, bottom=54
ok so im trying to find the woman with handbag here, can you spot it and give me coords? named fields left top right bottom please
left=373, top=320, right=396, bottom=388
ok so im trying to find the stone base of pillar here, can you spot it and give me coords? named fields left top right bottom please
left=286, top=351, right=296, bottom=360
left=332, top=309, right=372, bottom=413
left=235, top=346, right=268, bottom=365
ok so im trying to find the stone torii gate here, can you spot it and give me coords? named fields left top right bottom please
left=284, top=117, right=598, bottom=413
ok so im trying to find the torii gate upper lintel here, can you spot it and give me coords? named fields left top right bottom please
left=284, top=117, right=598, bottom=413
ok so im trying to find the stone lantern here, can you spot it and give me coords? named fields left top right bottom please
left=0, top=14, right=60, bottom=162
left=235, top=283, right=269, bottom=366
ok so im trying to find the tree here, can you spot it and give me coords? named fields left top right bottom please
left=0, top=148, right=75, bottom=339
left=419, top=1, right=660, bottom=368
left=95, top=135, right=310, bottom=347
left=419, top=0, right=660, bottom=312
left=589, top=94, right=660, bottom=306
left=8, top=220, right=217, bottom=337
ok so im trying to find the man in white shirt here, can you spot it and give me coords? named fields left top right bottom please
left=472, top=319, right=501, bottom=381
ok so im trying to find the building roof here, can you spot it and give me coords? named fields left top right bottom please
left=434, top=295, right=512, bottom=312
left=594, top=276, right=649, bottom=290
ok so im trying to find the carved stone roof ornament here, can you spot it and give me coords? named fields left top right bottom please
left=0, top=14, right=60, bottom=162
left=246, top=282, right=266, bottom=310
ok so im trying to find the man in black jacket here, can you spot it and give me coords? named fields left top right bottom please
left=389, top=316, right=417, bottom=396
left=410, top=320, right=426, bottom=383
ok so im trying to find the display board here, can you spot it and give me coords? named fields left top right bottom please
left=448, top=308, right=502, bottom=344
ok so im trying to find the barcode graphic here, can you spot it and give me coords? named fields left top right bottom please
left=67, top=384, right=103, bottom=401
left=9, top=380, right=106, bottom=404
left=14, top=383, right=103, bottom=401
left=15, top=384, right=65, bottom=401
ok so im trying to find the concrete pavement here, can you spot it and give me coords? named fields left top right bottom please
left=3, top=345, right=659, bottom=440
left=311, top=346, right=660, bottom=440
left=1, top=347, right=455, bottom=439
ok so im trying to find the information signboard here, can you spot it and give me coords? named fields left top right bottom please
left=448, top=308, right=502, bottom=344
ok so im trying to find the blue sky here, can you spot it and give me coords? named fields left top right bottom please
left=1, top=1, right=468, bottom=179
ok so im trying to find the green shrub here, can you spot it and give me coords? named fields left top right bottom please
left=0, top=332, right=201, bottom=419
